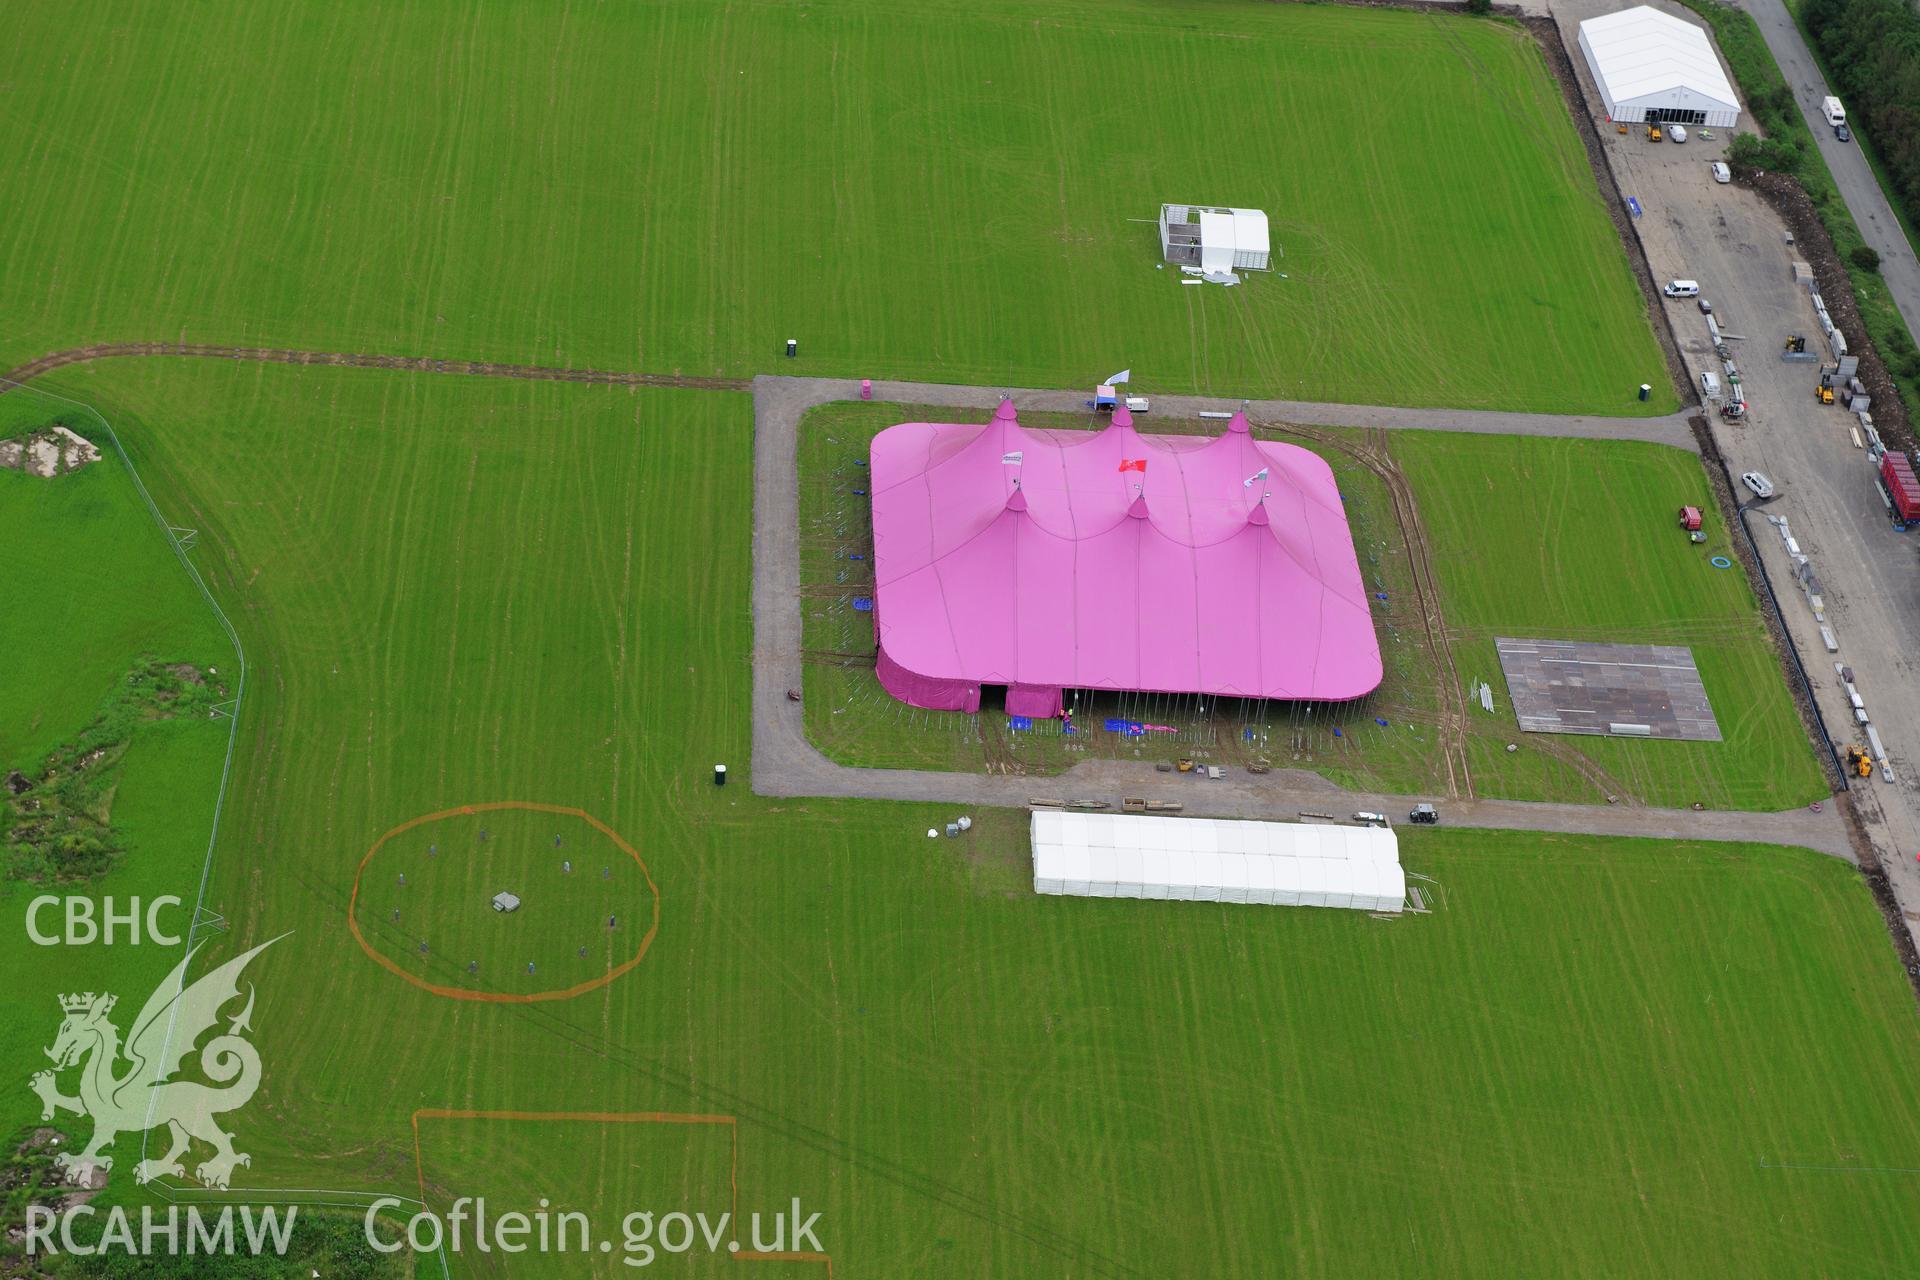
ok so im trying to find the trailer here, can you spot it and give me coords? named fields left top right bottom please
left=1880, top=451, right=1920, bottom=530
left=1822, top=95, right=1846, bottom=127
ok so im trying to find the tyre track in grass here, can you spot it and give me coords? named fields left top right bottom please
left=1281, top=421, right=1473, bottom=797
left=0, top=342, right=748, bottom=393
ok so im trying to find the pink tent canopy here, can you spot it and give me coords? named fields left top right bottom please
left=869, top=401, right=1383, bottom=715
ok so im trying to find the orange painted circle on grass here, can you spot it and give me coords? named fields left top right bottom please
left=348, top=801, right=659, bottom=1003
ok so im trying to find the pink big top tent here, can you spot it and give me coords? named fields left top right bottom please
left=868, top=400, right=1383, bottom=717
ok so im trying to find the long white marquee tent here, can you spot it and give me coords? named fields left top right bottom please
left=1031, top=811, right=1405, bottom=913
left=1577, top=6, right=1740, bottom=128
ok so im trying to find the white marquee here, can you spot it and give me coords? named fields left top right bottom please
left=1031, top=811, right=1405, bottom=913
left=1578, top=7, right=1740, bottom=128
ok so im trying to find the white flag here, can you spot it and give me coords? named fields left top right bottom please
left=1002, top=451, right=1023, bottom=465
left=1243, top=467, right=1269, bottom=488
left=1105, top=368, right=1131, bottom=386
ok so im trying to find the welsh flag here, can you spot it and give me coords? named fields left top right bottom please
left=1118, top=458, right=1147, bottom=473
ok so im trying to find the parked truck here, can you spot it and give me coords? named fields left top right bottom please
left=1878, top=451, right=1920, bottom=530
left=1822, top=95, right=1846, bottom=127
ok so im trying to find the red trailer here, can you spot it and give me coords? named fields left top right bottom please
left=1880, top=452, right=1920, bottom=529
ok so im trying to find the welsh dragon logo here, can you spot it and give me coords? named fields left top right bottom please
left=30, top=937, right=281, bottom=1189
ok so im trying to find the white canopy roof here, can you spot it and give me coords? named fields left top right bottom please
left=1031, top=811, right=1404, bottom=912
left=1198, top=210, right=1237, bottom=274
left=1578, top=7, right=1737, bottom=111
left=1223, top=208, right=1269, bottom=258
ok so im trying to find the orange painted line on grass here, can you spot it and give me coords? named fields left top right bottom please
left=737, top=1252, right=835, bottom=1269
left=347, top=801, right=660, bottom=1003
left=411, top=1109, right=832, bottom=1276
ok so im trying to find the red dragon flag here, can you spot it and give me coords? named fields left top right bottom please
left=1118, top=458, right=1147, bottom=474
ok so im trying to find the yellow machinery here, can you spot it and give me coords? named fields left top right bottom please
left=1844, top=745, right=1873, bottom=778
left=1648, top=123, right=1663, bottom=142
left=1816, top=384, right=1835, bottom=405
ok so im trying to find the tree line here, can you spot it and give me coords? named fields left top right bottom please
left=1802, top=0, right=1920, bottom=238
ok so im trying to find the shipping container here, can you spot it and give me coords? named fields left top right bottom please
left=1881, top=452, right=1920, bottom=526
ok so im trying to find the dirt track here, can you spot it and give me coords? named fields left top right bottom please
left=0, top=342, right=748, bottom=394
left=1293, top=422, right=1474, bottom=797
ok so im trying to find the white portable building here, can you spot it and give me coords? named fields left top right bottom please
left=1577, top=7, right=1740, bottom=128
left=1031, top=811, right=1404, bottom=913
left=1158, top=205, right=1271, bottom=272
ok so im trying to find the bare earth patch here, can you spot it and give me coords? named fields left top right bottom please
left=2, top=425, right=101, bottom=477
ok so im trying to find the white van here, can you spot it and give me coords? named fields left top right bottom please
left=1700, top=370, right=1721, bottom=400
left=1669, top=125, right=1688, bottom=144
left=1664, top=279, right=1701, bottom=298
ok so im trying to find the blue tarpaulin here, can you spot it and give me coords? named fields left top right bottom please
left=1009, top=716, right=1034, bottom=731
left=1103, top=718, right=1146, bottom=736
left=852, top=596, right=873, bottom=612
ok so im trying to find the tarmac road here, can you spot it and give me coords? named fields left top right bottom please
left=1739, top=0, right=1920, bottom=340
left=757, top=375, right=1698, bottom=446
left=749, top=373, right=1852, bottom=861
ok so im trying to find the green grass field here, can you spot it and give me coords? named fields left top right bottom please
left=0, top=0, right=1895, bottom=1270
left=5, top=360, right=1916, bottom=1277
left=0, top=389, right=230, bottom=771
left=0, top=0, right=1673, bottom=414
left=409, top=1112, right=739, bottom=1277
left=796, top=402, right=1823, bottom=810
left=0, top=388, right=238, bottom=1172
left=1398, top=432, right=1827, bottom=809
